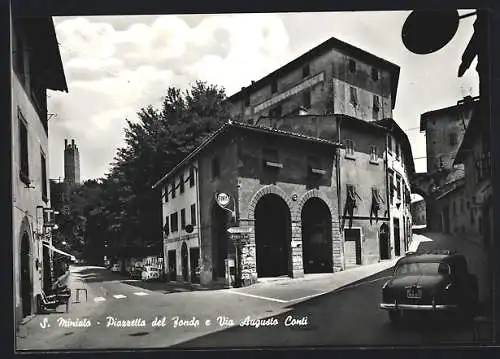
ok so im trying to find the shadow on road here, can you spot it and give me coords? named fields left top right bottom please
left=171, top=266, right=476, bottom=349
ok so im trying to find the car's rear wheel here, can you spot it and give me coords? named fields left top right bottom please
left=388, top=311, right=401, bottom=325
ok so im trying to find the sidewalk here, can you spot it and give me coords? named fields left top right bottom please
left=16, top=266, right=101, bottom=351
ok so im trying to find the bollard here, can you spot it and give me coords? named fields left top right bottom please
left=73, top=288, right=88, bottom=303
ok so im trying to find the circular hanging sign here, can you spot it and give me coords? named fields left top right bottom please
left=216, top=192, right=231, bottom=207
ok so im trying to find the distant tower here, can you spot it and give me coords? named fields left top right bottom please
left=64, top=139, right=80, bottom=185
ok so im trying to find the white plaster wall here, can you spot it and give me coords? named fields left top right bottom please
left=12, top=70, right=50, bottom=318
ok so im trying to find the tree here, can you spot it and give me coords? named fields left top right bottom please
left=101, top=81, right=229, bottom=255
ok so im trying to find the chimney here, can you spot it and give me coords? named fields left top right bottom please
left=64, top=139, right=68, bottom=148
left=251, top=81, right=255, bottom=84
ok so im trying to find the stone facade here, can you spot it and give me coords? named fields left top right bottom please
left=227, top=37, right=398, bottom=124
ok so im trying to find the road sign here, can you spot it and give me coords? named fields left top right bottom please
left=229, top=233, right=250, bottom=241
left=227, top=227, right=252, bottom=234
left=216, top=192, right=231, bottom=207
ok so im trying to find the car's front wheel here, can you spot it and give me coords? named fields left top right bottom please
left=388, top=311, right=401, bottom=325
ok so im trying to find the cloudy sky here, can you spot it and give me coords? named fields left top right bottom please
left=47, top=11, right=479, bottom=182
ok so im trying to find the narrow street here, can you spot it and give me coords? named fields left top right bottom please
left=16, top=232, right=483, bottom=350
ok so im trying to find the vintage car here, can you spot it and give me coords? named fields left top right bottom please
left=380, top=250, right=478, bottom=324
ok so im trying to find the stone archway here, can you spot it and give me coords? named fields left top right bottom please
left=18, top=216, right=33, bottom=319
left=248, top=185, right=294, bottom=278
left=301, top=197, right=333, bottom=273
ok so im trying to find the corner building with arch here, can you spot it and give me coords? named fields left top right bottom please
left=153, top=121, right=343, bottom=287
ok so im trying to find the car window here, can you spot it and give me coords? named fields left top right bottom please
left=395, top=262, right=450, bottom=276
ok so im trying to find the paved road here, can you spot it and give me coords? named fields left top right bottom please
left=17, top=260, right=478, bottom=350
left=174, top=271, right=475, bottom=348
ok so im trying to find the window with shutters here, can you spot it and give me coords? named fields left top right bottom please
left=373, top=95, right=380, bottom=119
left=164, top=216, right=170, bottom=235
left=191, top=204, right=197, bottom=226
left=41, top=150, right=48, bottom=202
left=349, top=59, right=356, bottom=72
left=19, top=110, right=30, bottom=185
left=164, top=185, right=169, bottom=202
left=307, top=155, right=326, bottom=176
left=171, top=212, right=179, bottom=233
left=181, top=209, right=186, bottom=229
left=371, top=67, right=379, bottom=81
left=171, top=181, right=176, bottom=198
left=303, top=91, right=311, bottom=109
left=263, top=148, right=282, bottom=168
left=350, top=86, right=358, bottom=107
left=345, top=139, right=355, bottom=158
left=271, top=80, right=278, bottom=93
left=302, top=64, right=310, bottom=78
left=179, top=174, right=185, bottom=194
left=189, top=167, right=195, bottom=187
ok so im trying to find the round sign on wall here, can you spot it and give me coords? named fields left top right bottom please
left=216, top=192, right=231, bottom=207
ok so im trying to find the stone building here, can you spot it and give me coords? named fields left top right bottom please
left=411, top=199, right=427, bottom=227
left=453, top=101, right=492, bottom=249
left=153, top=121, right=342, bottom=287
left=453, top=101, right=493, bottom=305
left=415, top=96, right=479, bottom=232
left=258, top=114, right=414, bottom=264
left=227, top=36, right=399, bottom=124
left=11, top=16, right=68, bottom=326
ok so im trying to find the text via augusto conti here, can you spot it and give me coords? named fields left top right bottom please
left=39, top=315, right=309, bottom=329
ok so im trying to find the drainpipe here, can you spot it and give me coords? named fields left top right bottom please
left=336, top=116, right=343, bottom=269
left=194, top=163, right=202, bottom=283
left=384, top=131, right=391, bottom=258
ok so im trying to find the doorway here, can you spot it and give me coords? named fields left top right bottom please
left=42, top=243, right=51, bottom=292
left=20, top=232, right=32, bottom=318
left=393, top=218, right=401, bottom=256
left=168, top=250, right=177, bottom=281
left=344, top=228, right=362, bottom=265
left=379, top=223, right=390, bottom=260
left=301, top=198, right=333, bottom=273
left=190, top=247, right=200, bottom=283
left=211, top=203, right=229, bottom=280
left=255, top=194, right=291, bottom=277
left=181, top=242, right=189, bottom=281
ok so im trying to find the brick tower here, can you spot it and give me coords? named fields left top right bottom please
left=64, top=139, right=80, bottom=185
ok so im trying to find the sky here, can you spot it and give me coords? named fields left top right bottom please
left=47, top=11, right=479, bottom=183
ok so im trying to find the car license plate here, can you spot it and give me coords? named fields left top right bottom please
left=406, top=287, right=422, bottom=299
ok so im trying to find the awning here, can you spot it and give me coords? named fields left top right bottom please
left=42, top=241, right=76, bottom=261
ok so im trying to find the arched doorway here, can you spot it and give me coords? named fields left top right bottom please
left=379, top=223, right=390, bottom=260
left=181, top=242, right=189, bottom=282
left=255, top=194, right=291, bottom=277
left=301, top=198, right=333, bottom=273
left=20, top=232, right=32, bottom=317
left=211, top=203, right=229, bottom=280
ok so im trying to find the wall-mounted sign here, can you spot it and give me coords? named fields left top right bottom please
left=216, top=192, right=231, bottom=208
left=253, top=71, right=325, bottom=113
left=227, top=227, right=252, bottom=234
left=185, top=224, right=194, bottom=233
left=229, top=233, right=250, bottom=242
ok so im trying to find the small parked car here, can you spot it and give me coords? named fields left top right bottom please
left=141, top=266, right=160, bottom=281
left=380, top=250, right=478, bottom=325
left=110, top=263, right=121, bottom=272
left=130, top=265, right=144, bottom=279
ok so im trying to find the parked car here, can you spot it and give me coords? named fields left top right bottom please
left=380, top=250, right=478, bottom=325
left=130, top=265, right=144, bottom=279
left=141, top=266, right=160, bottom=281
left=110, top=264, right=121, bottom=272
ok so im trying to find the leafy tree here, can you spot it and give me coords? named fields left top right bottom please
left=100, top=81, right=229, bottom=256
